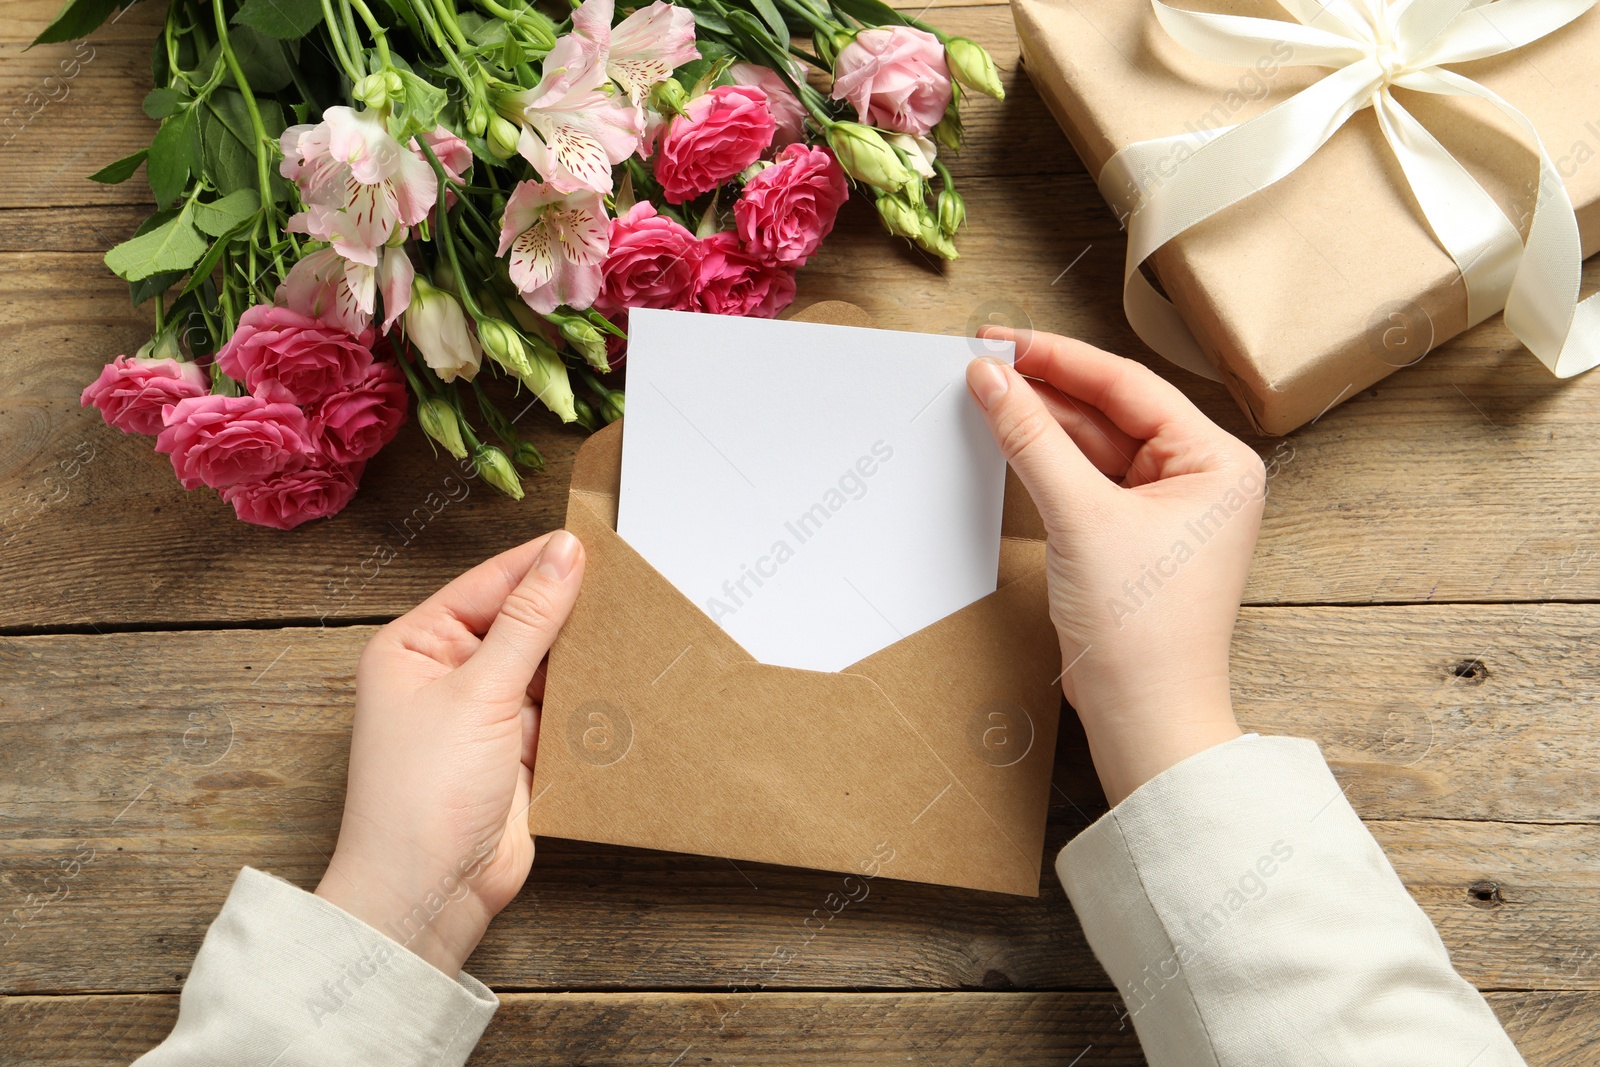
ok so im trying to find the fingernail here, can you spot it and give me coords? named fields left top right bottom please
left=536, top=530, right=580, bottom=580
left=969, top=357, right=1010, bottom=410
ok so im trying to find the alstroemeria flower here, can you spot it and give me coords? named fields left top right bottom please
left=280, top=107, right=437, bottom=265
left=496, top=35, right=644, bottom=193
left=496, top=179, right=610, bottom=313
left=572, top=0, right=699, bottom=105
left=278, top=246, right=414, bottom=335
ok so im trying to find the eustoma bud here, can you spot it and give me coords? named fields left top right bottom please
left=825, top=122, right=913, bottom=193
left=937, top=187, right=965, bottom=235
left=513, top=440, right=545, bottom=472
left=476, top=318, right=532, bottom=378
left=598, top=388, right=625, bottom=424
left=944, top=38, right=1005, bottom=100
left=548, top=311, right=609, bottom=372
left=875, top=192, right=923, bottom=240
left=473, top=444, right=524, bottom=500
left=418, top=395, right=469, bottom=460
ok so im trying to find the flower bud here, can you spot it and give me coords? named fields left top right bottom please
left=473, top=444, right=524, bottom=500
left=933, top=109, right=963, bottom=151
left=467, top=104, right=490, bottom=138
left=475, top=317, right=532, bottom=378
left=519, top=341, right=579, bottom=424
left=573, top=396, right=602, bottom=432
left=825, top=122, right=913, bottom=193
left=512, top=440, right=545, bottom=472
left=418, top=395, right=469, bottom=460
left=558, top=317, right=610, bottom=372
left=598, top=388, right=625, bottom=424
left=406, top=279, right=481, bottom=383
left=916, top=216, right=959, bottom=260
left=353, top=72, right=396, bottom=109
left=944, top=38, right=1005, bottom=100
left=142, top=328, right=183, bottom=363
left=487, top=115, right=520, bottom=160
left=937, top=187, right=965, bottom=236
left=874, top=192, right=923, bottom=241
left=648, top=77, right=689, bottom=116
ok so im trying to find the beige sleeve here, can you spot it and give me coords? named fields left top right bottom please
left=133, top=867, right=496, bottom=1066
left=1056, top=733, right=1524, bottom=1066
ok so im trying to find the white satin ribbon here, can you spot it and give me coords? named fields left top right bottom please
left=1100, top=0, right=1600, bottom=384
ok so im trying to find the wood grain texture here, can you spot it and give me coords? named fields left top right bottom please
left=3, top=612, right=1598, bottom=995
left=3, top=203, right=1600, bottom=624
left=1, top=990, right=1595, bottom=1066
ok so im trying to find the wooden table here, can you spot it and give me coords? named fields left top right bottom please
left=3, top=1, right=1598, bottom=1062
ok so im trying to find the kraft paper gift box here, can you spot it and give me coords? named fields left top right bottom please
left=528, top=302, right=1063, bottom=897
left=1011, top=0, right=1600, bottom=434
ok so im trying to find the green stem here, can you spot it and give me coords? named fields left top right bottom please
left=338, top=0, right=366, bottom=73
left=320, top=0, right=364, bottom=82
left=347, top=0, right=393, bottom=69
left=431, top=0, right=472, bottom=50
left=211, top=0, right=275, bottom=230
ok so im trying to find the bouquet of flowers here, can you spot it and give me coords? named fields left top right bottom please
left=52, top=0, right=1004, bottom=528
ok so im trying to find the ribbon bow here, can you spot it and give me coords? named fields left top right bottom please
left=1099, top=0, right=1600, bottom=384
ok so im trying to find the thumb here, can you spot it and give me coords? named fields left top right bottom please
left=459, top=529, right=586, bottom=703
left=966, top=357, right=1109, bottom=531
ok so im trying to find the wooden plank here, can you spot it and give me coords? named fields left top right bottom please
left=1, top=989, right=1594, bottom=1065
left=0, top=7, right=1052, bottom=208
left=3, top=611, right=1599, bottom=994
left=4, top=184, right=1600, bottom=626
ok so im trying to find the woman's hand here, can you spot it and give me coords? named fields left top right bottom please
left=967, top=330, right=1264, bottom=805
left=315, top=530, right=585, bottom=975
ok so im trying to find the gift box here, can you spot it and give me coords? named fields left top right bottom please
left=1011, top=0, right=1600, bottom=434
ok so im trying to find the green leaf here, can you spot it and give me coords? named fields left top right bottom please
left=88, top=148, right=148, bottom=184
left=179, top=217, right=255, bottom=298
left=200, top=90, right=288, bottom=200
left=744, top=0, right=789, bottom=51
left=232, top=0, right=325, bottom=39
left=828, top=0, right=913, bottom=29
left=458, top=11, right=509, bottom=47
left=30, top=0, right=131, bottom=45
left=105, top=205, right=209, bottom=282
left=688, top=7, right=732, bottom=36
left=148, top=109, right=202, bottom=210
left=225, top=26, right=294, bottom=92
left=129, top=269, right=185, bottom=306
left=389, top=69, right=447, bottom=142
left=143, top=87, right=186, bottom=121
left=192, top=189, right=261, bottom=237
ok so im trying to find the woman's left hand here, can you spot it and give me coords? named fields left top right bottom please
left=315, top=530, right=586, bottom=975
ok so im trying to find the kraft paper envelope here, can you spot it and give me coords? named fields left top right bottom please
left=530, top=302, right=1063, bottom=897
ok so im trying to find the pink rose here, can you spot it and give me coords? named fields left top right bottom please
left=155, top=382, right=315, bottom=490
left=308, top=360, right=408, bottom=465
left=217, top=304, right=376, bottom=405
left=735, top=144, right=849, bottom=267
left=690, top=231, right=796, bottom=319
left=831, top=27, right=952, bottom=136
left=595, top=202, right=701, bottom=317
left=729, top=62, right=808, bottom=149
left=80, top=355, right=208, bottom=436
left=654, top=85, right=776, bottom=204
left=222, top=457, right=365, bottom=530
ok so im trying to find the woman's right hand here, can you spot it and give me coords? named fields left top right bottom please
left=966, top=329, right=1266, bottom=805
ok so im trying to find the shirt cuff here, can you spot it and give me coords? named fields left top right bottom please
left=138, top=867, right=497, bottom=1067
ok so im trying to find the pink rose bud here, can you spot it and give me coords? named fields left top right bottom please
left=830, top=26, right=954, bottom=137
left=690, top=231, right=797, bottom=319
left=216, top=304, right=377, bottom=406
left=734, top=144, right=850, bottom=268
left=154, top=381, right=315, bottom=491
left=307, top=359, right=409, bottom=465
left=221, top=457, right=365, bottom=530
left=654, top=85, right=777, bottom=204
left=81, top=354, right=208, bottom=436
